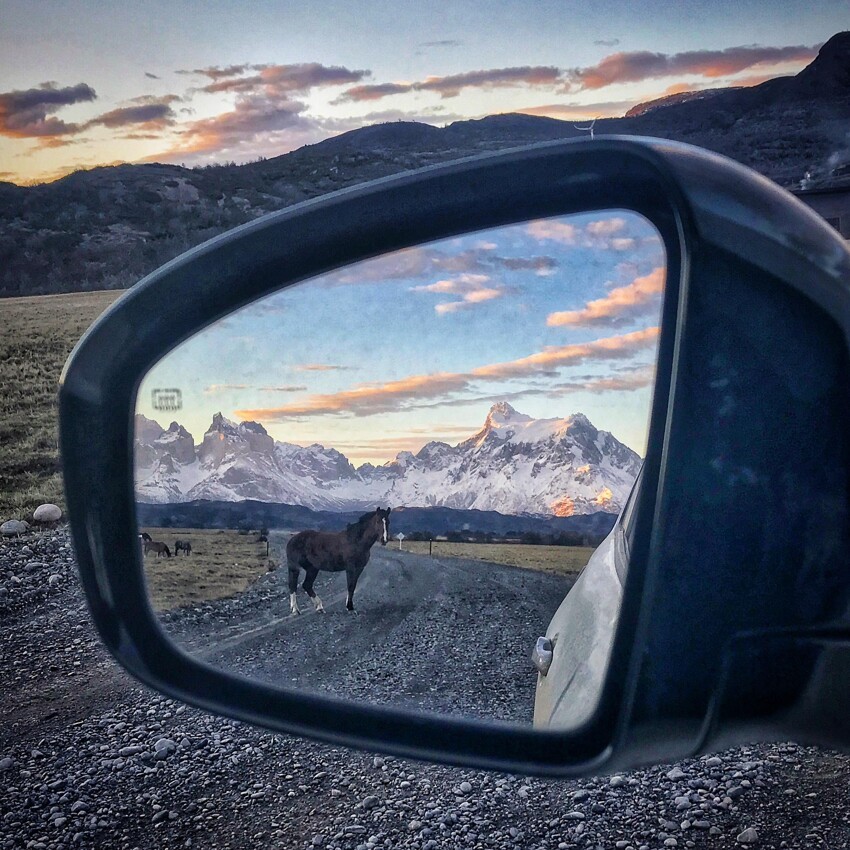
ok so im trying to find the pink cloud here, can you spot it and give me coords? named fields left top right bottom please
left=568, top=43, right=817, bottom=90
left=0, top=82, right=96, bottom=139
left=335, top=65, right=561, bottom=103
left=236, top=327, right=659, bottom=420
left=547, top=266, right=665, bottom=327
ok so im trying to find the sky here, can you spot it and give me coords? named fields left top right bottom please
left=0, top=1, right=847, bottom=184
left=137, top=211, right=665, bottom=464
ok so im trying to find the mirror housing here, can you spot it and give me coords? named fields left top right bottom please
left=60, top=137, right=850, bottom=775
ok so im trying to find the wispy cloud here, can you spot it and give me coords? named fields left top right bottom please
left=335, top=65, right=561, bottom=103
left=0, top=82, right=96, bottom=140
left=192, top=62, right=368, bottom=96
left=83, top=96, right=178, bottom=131
left=168, top=95, right=313, bottom=155
left=154, top=62, right=370, bottom=159
left=412, top=272, right=508, bottom=314
left=144, top=72, right=161, bottom=80
left=294, top=363, right=357, bottom=372
left=551, top=364, right=656, bottom=394
left=324, top=245, right=559, bottom=286
left=335, top=82, right=412, bottom=103
left=527, top=216, right=637, bottom=251
left=204, top=383, right=250, bottom=394
left=547, top=266, right=665, bottom=327
left=566, top=43, right=817, bottom=90
left=236, top=327, right=659, bottom=420
left=594, top=38, right=621, bottom=47
left=419, top=39, right=463, bottom=48
left=258, top=385, right=308, bottom=392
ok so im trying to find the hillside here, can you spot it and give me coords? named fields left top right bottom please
left=1, top=32, right=848, bottom=298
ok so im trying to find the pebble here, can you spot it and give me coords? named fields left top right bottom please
left=0, top=526, right=842, bottom=850
left=737, top=827, right=760, bottom=844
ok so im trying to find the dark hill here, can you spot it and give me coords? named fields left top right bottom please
left=1, top=32, right=847, bottom=297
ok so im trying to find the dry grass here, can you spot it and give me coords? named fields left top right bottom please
left=140, top=527, right=274, bottom=612
left=0, top=290, right=122, bottom=520
left=399, top=540, right=595, bottom=575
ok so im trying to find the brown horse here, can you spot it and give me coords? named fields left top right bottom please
left=144, top=539, right=171, bottom=558
left=286, top=507, right=391, bottom=614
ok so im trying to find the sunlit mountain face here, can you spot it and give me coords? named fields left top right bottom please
left=135, top=402, right=641, bottom=516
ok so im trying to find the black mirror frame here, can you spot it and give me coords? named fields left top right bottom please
left=59, top=137, right=850, bottom=775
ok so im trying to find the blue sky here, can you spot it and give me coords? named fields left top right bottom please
left=137, top=211, right=665, bottom=463
left=1, top=1, right=846, bottom=182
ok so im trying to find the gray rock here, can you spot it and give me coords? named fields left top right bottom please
left=667, top=768, right=687, bottom=781
left=154, top=737, right=177, bottom=753
left=33, top=504, right=62, bottom=523
left=459, top=781, right=472, bottom=794
left=1, top=520, right=29, bottom=537
left=737, top=827, right=759, bottom=844
left=0, top=757, right=14, bottom=770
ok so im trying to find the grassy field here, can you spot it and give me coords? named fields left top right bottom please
left=399, top=540, right=595, bottom=575
left=0, top=290, right=122, bottom=520
left=140, top=527, right=274, bottom=612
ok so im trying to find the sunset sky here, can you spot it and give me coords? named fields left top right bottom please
left=1, top=1, right=846, bottom=184
left=137, top=211, right=666, bottom=464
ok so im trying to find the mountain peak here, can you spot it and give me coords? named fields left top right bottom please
left=485, top=401, right=529, bottom=428
left=208, top=411, right=238, bottom=433
left=793, top=31, right=850, bottom=95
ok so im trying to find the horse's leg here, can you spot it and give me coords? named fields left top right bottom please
left=302, top=568, right=324, bottom=613
left=346, top=568, right=358, bottom=612
left=288, top=566, right=301, bottom=615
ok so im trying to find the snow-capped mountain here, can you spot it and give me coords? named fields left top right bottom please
left=134, top=402, right=641, bottom=516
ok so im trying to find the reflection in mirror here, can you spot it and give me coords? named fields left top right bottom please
left=134, top=210, right=665, bottom=729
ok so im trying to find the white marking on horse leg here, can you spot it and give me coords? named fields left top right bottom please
left=313, top=594, right=324, bottom=613
left=382, top=517, right=387, bottom=544
left=290, top=592, right=300, bottom=615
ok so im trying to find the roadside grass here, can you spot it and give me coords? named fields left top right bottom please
left=140, top=527, right=273, bottom=612
left=398, top=540, right=595, bottom=575
left=0, top=290, right=122, bottom=520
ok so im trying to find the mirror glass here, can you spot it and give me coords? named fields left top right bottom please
left=134, top=210, right=666, bottom=730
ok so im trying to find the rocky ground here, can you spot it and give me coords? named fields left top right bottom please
left=2, top=527, right=850, bottom=849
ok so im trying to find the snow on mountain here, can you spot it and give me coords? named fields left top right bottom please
left=134, top=403, right=641, bottom=515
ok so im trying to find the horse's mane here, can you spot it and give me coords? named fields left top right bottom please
left=346, top=510, right=378, bottom=538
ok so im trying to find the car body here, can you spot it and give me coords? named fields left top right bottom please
left=534, top=472, right=638, bottom=730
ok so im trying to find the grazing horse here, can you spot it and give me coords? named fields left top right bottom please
left=286, top=507, right=391, bottom=615
left=174, top=539, right=192, bottom=556
left=144, top=539, right=171, bottom=558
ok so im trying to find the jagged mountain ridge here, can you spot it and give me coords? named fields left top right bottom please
left=2, top=32, right=848, bottom=297
left=134, top=402, right=641, bottom=516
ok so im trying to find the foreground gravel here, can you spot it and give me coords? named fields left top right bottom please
left=2, top=528, right=850, bottom=849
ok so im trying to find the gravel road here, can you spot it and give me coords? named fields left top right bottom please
left=2, top=527, right=850, bottom=850
left=160, top=533, right=573, bottom=723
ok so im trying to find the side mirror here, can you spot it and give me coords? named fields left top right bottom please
left=59, top=137, right=850, bottom=776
